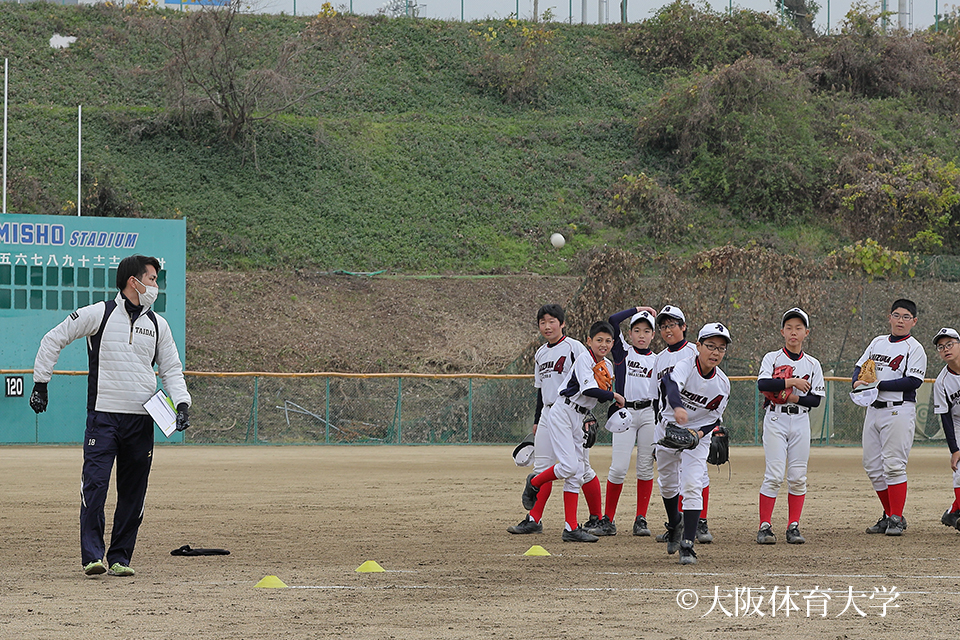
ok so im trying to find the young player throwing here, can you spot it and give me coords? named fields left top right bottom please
left=656, top=323, right=731, bottom=565
left=509, top=305, right=586, bottom=535
left=756, top=308, right=825, bottom=545
left=586, top=307, right=658, bottom=537
left=852, top=299, right=927, bottom=536
left=521, top=321, right=625, bottom=542
left=930, top=328, right=960, bottom=530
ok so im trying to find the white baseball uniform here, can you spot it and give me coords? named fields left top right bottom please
left=654, top=341, right=708, bottom=496
left=608, top=328, right=658, bottom=485
left=856, top=334, right=927, bottom=491
left=533, top=336, right=587, bottom=474
left=656, top=356, right=730, bottom=511
left=541, top=349, right=613, bottom=493
left=758, top=348, right=825, bottom=498
left=932, top=364, right=960, bottom=490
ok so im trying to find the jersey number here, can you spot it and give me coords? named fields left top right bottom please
left=553, top=356, right=566, bottom=374
left=705, top=395, right=724, bottom=411
left=889, top=355, right=904, bottom=372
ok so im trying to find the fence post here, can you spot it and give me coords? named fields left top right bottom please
left=246, top=375, right=259, bottom=443
left=396, top=376, right=402, bottom=444
left=467, top=378, right=473, bottom=443
left=325, top=376, right=330, bottom=444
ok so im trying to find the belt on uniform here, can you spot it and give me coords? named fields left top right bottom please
left=769, top=405, right=806, bottom=415
left=871, top=400, right=905, bottom=410
left=563, top=397, right=589, bottom=414
left=623, top=400, right=653, bottom=410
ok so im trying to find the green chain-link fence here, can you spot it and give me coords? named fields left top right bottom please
left=182, top=372, right=946, bottom=447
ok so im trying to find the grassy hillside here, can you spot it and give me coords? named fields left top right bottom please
left=2, top=3, right=960, bottom=273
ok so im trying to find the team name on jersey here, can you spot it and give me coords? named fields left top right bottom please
left=680, top=388, right=725, bottom=411
left=135, top=326, right=155, bottom=338
left=872, top=353, right=905, bottom=371
left=627, top=360, right=654, bottom=378
left=658, top=365, right=677, bottom=381
left=949, top=388, right=960, bottom=405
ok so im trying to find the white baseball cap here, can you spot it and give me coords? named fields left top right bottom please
left=781, top=307, right=809, bottom=328
left=657, top=305, right=685, bottom=325
left=698, top=322, right=732, bottom=344
left=512, top=433, right=535, bottom=467
left=629, top=310, right=656, bottom=331
left=933, top=327, right=960, bottom=345
left=604, top=408, right=632, bottom=433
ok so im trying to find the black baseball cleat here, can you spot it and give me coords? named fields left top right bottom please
left=756, top=523, right=776, bottom=545
left=678, top=539, right=698, bottom=565
left=696, top=518, right=713, bottom=544
left=885, top=514, right=905, bottom=536
left=865, top=513, right=889, bottom=534
left=585, top=515, right=616, bottom=536
left=666, top=521, right=682, bottom=554
left=656, top=522, right=670, bottom=543
left=507, top=517, right=542, bottom=534
left=521, top=473, right=540, bottom=511
left=562, top=526, right=599, bottom=542
left=785, top=522, right=805, bottom=544
left=942, top=509, right=960, bottom=528
left=633, top=515, right=651, bottom=537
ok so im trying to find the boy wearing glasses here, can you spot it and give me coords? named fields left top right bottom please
left=656, top=323, right=731, bottom=565
left=931, top=328, right=960, bottom=530
left=852, top=299, right=927, bottom=536
left=755, top=308, right=825, bottom=545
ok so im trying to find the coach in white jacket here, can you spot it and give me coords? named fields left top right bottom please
left=29, top=255, right=191, bottom=577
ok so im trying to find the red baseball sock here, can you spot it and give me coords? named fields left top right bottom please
left=700, top=485, right=710, bottom=519
left=529, top=482, right=553, bottom=523
left=678, top=495, right=683, bottom=512
left=637, top=478, right=654, bottom=517
left=563, top=490, right=579, bottom=531
left=533, top=466, right=558, bottom=488
left=876, top=488, right=891, bottom=515
left=953, top=487, right=960, bottom=512
left=787, top=492, right=805, bottom=524
left=605, top=480, right=624, bottom=521
left=582, top=476, right=602, bottom=518
left=886, top=482, right=907, bottom=518
left=759, top=493, right=776, bottom=526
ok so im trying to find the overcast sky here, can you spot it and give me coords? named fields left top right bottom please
left=233, top=0, right=953, bottom=32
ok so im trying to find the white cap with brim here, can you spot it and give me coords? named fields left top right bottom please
left=657, top=305, right=685, bottom=325
left=604, top=409, right=632, bottom=433
left=781, top=307, right=809, bottom=328
left=629, top=310, right=656, bottom=332
left=512, top=433, right=535, bottom=467
left=933, top=327, right=960, bottom=346
left=698, top=322, right=732, bottom=344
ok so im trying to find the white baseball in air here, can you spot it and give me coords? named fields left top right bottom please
left=550, top=233, right=565, bottom=249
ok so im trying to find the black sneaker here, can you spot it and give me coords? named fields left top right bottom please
left=885, top=514, right=905, bottom=536
left=666, top=521, right=682, bottom=554
left=562, top=526, right=599, bottom=542
left=521, top=473, right=540, bottom=511
left=696, top=518, right=714, bottom=544
left=585, top=515, right=616, bottom=536
left=865, top=513, right=889, bottom=534
left=756, top=523, right=776, bottom=545
left=507, top=518, right=542, bottom=534
left=942, top=509, right=960, bottom=528
left=655, top=522, right=670, bottom=543
left=633, top=515, right=651, bottom=537
left=785, top=522, right=805, bottom=544
left=678, top=539, right=698, bottom=565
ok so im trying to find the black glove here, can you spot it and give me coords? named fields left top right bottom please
left=175, top=404, right=190, bottom=432
left=657, top=422, right=700, bottom=450
left=582, top=412, right=598, bottom=449
left=707, top=426, right=729, bottom=466
left=29, top=382, right=48, bottom=414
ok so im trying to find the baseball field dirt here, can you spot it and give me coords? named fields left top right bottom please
left=2, top=445, right=957, bottom=639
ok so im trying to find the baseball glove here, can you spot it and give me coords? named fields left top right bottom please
left=707, top=426, right=729, bottom=466
left=762, top=364, right=794, bottom=405
left=592, top=360, right=613, bottom=392
left=657, top=422, right=700, bottom=450
left=858, top=359, right=877, bottom=384
left=582, top=413, right=598, bottom=449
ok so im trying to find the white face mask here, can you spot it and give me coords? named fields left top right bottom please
left=135, top=278, right=159, bottom=308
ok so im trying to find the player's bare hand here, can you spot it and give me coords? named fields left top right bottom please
left=614, top=392, right=626, bottom=408
left=789, top=378, right=811, bottom=393
left=673, top=407, right=688, bottom=425
left=952, top=450, right=960, bottom=473
left=636, top=306, right=657, bottom=316
left=852, top=380, right=868, bottom=389
left=532, top=423, right=538, bottom=435
left=787, top=393, right=800, bottom=404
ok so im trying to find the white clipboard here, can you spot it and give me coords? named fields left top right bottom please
left=143, top=390, right=178, bottom=437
